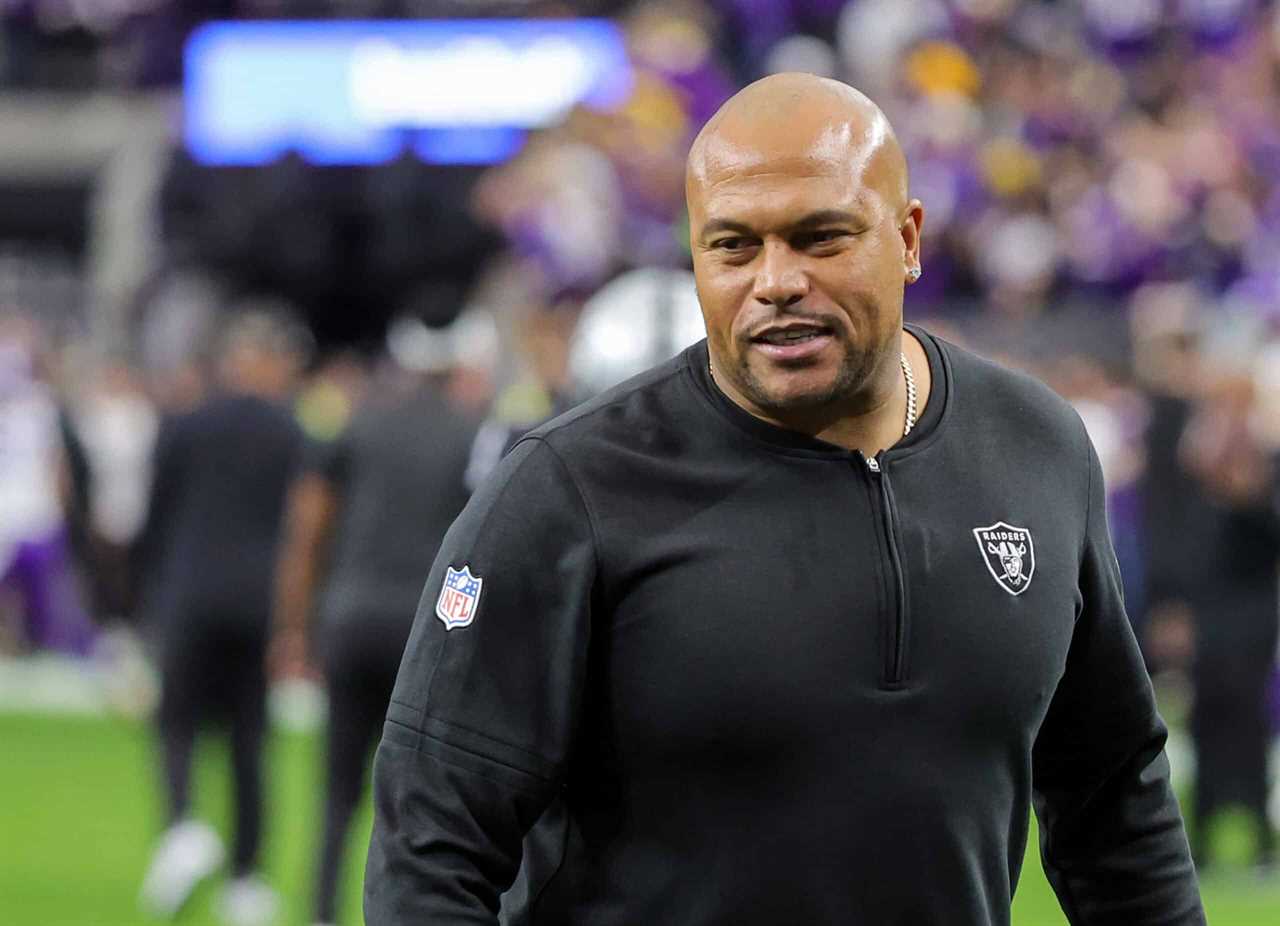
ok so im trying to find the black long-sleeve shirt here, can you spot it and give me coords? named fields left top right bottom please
left=366, top=327, right=1203, bottom=925
left=137, top=392, right=302, bottom=632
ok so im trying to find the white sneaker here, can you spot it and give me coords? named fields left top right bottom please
left=219, top=874, right=280, bottom=926
left=139, top=819, right=225, bottom=916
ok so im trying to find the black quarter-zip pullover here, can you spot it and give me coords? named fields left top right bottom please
left=366, top=326, right=1204, bottom=925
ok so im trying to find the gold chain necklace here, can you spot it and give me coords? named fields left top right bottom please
left=900, top=351, right=917, bottom=437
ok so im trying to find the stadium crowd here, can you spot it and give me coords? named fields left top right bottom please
left=2, top=0, right=1279, bottom=923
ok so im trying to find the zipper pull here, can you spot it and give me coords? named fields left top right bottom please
left=865, top=454, right=881, bottom=473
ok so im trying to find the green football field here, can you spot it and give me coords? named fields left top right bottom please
left=3, top=711, right=1277, bottom=925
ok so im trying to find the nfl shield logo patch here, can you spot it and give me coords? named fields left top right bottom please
left=972, top=522, right=1035, bottom=596
left=435, top=565, right=483, bottom=630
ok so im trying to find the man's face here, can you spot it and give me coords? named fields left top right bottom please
left=689, top=134, right=919, bottom=417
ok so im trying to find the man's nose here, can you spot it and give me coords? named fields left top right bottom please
left=751, top=241, right=809, bottom=309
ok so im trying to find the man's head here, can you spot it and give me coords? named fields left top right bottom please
left=686, top=73, right=923, bottom=421
left=216, top=307, right=311, bottom=399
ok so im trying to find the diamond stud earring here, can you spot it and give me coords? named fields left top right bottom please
left=907, top=267, right=922, bottom=283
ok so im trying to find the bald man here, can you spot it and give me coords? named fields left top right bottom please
left=365, top=75, right=1204, bottom=925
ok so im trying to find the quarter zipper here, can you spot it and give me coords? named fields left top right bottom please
left=863, top=452, right=909, bottom=688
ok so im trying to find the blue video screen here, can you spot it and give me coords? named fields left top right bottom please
left=183, top=19, right=632, bottom=166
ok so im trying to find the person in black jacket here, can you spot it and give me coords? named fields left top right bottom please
left=365, top=74, right=1204, bottom=925
left=138, top=309, right=307, bottom=925
left=1164, top=371, right=1278, bottom=869
left=272, top=317, right=480, bottom=926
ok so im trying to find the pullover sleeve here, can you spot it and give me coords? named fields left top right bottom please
left=364, top=436, right=596, bottom=924
left=1031, top=437, right=1205, bottom=924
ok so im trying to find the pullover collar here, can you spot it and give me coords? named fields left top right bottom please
left=685, top=323, right=950, bottom=460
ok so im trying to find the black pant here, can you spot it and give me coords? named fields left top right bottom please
left=158, top=618, right=268, bottom=875
left=1191, top=640, right=1276, bottom=866
left=315, top=615, right=410, bottom=923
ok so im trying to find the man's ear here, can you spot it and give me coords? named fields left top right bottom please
left=901, top=200, right=925, bottom=277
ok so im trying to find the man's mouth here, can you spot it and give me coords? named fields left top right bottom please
left=751, top=323, right=831, bottom=345
left=748, top=323, right=835, bottom=361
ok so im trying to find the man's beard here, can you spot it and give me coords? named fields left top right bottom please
left=732, top=340, right=882, bottom=415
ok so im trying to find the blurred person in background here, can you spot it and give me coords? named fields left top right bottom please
left=272, top=309, right=486, bottom=926
left=1177, top=361, right=1279, bottom=871
left=137, top=305, right=309, bottom=926
left=0, top=311, right=95, bottom=656
left=1135, top=292, right=1279, bottom=871
left=68, top=354, right=159, bottom=624
left=1135, top=285, right=1216, bottom=681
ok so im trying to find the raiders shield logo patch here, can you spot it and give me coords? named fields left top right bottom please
left=435, top=565, right=483, bottom=630
left=972, top=522, right=1035, bottom=596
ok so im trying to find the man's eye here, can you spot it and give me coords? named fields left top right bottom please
left=800, top=230, right=846, bottom=247
left=714, top=237, right=756, bottom=251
